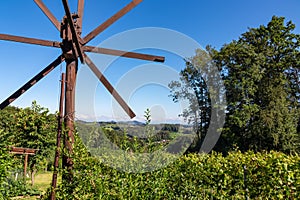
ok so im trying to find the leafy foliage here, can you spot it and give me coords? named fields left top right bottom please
left=3, top=179, right=40, bottom=198
left=44, top=144, right=300, bottom=199
left=0, top=132, right=13, bottom=199
left=213, top=16, right=300, bottom=153
left=12, top=101, right=57, bottom=173
left=0, top=101, right=57, bottom=197
left=170, top=16, right=300, bottom=153
left=169, top=48, right=214, bottom=152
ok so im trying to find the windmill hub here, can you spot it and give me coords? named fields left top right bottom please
left=60, top=15, right=81, bottom=61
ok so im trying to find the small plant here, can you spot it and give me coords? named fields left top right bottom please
left=144, top=108, right=151, bottom=125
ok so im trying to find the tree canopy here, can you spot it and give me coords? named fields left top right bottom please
left=0, top=101, right=57, bottom=186
left=216, top=16, right=300, bottom=153
left=170, top=16, right=300, bottom=153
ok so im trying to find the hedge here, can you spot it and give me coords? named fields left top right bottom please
left=45, top=150, right=299, bottom=199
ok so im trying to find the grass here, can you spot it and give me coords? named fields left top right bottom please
left=12, top=171, right=59, bottom=200
left=29, top=172, right=54, bottom=194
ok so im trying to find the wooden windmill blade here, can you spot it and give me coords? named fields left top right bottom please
left=0, top=55, right=65, bottom=110
left=0, top=33, right=61, bottom=48
left=82, top=0, right=143, bottom=45
left=84, top=46, right=165, bottom=62
left=84, top=53, right=136, bottom=118
left=77, top=0, right=85, bottom=32
left=33, top=0, right=61, bottom=31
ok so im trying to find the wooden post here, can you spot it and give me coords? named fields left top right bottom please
left=62, top=60, right=77, bottom=181
left=50, top=73, right=65, bottom=200
left=60, top=12, right=78, bottom=183
left=9, top=147, right=38, bottom=182
left=24, top=154, right=28, bottom=181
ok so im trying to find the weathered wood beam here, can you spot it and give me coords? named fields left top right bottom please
left=82, top=0, right=143, bottom=44
left=0, top=55, right=64, bottom=110
left=84, top=53, right=136, bottom=118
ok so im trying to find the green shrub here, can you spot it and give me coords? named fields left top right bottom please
left=44, top=144, right=300, bottom=200
left=0, top=130, right=14, bottom=199
left=4, top=179, right=40, bottom=198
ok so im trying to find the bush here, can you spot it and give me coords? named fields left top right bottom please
left=3, top=179, right=40, bottom=198
left=0, top=130, right=13, bottom=198
left=44, top=145, right=300, bottom=199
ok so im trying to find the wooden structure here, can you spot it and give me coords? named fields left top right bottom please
left=0, top=0, right=165, bottom=195
left=9, top=147, right=39, bottom=180
left=50, top=73, right=65, bottom=200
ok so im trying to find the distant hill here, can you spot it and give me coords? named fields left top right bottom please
left=118, top=120, right=145, bottom=126
left=76, top=119, right=191, bottom=128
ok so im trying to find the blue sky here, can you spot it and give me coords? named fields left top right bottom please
left=0, top=0, right=299, bottom=123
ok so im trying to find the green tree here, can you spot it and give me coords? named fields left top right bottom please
left=169, top=47, right=225, bottom=152
left=0, top=106, right=20, bottom=143
left=214, top=16, right=300, bottom=153
left=6, top=101, right=57, bottom=185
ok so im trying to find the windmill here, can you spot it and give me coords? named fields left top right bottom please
left=0, top=0, right=164, bottom=183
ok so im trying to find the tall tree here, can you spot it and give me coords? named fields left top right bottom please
left=169, top=47, right=225, bottom=152
left=214, top=16, right=300, bottom=153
